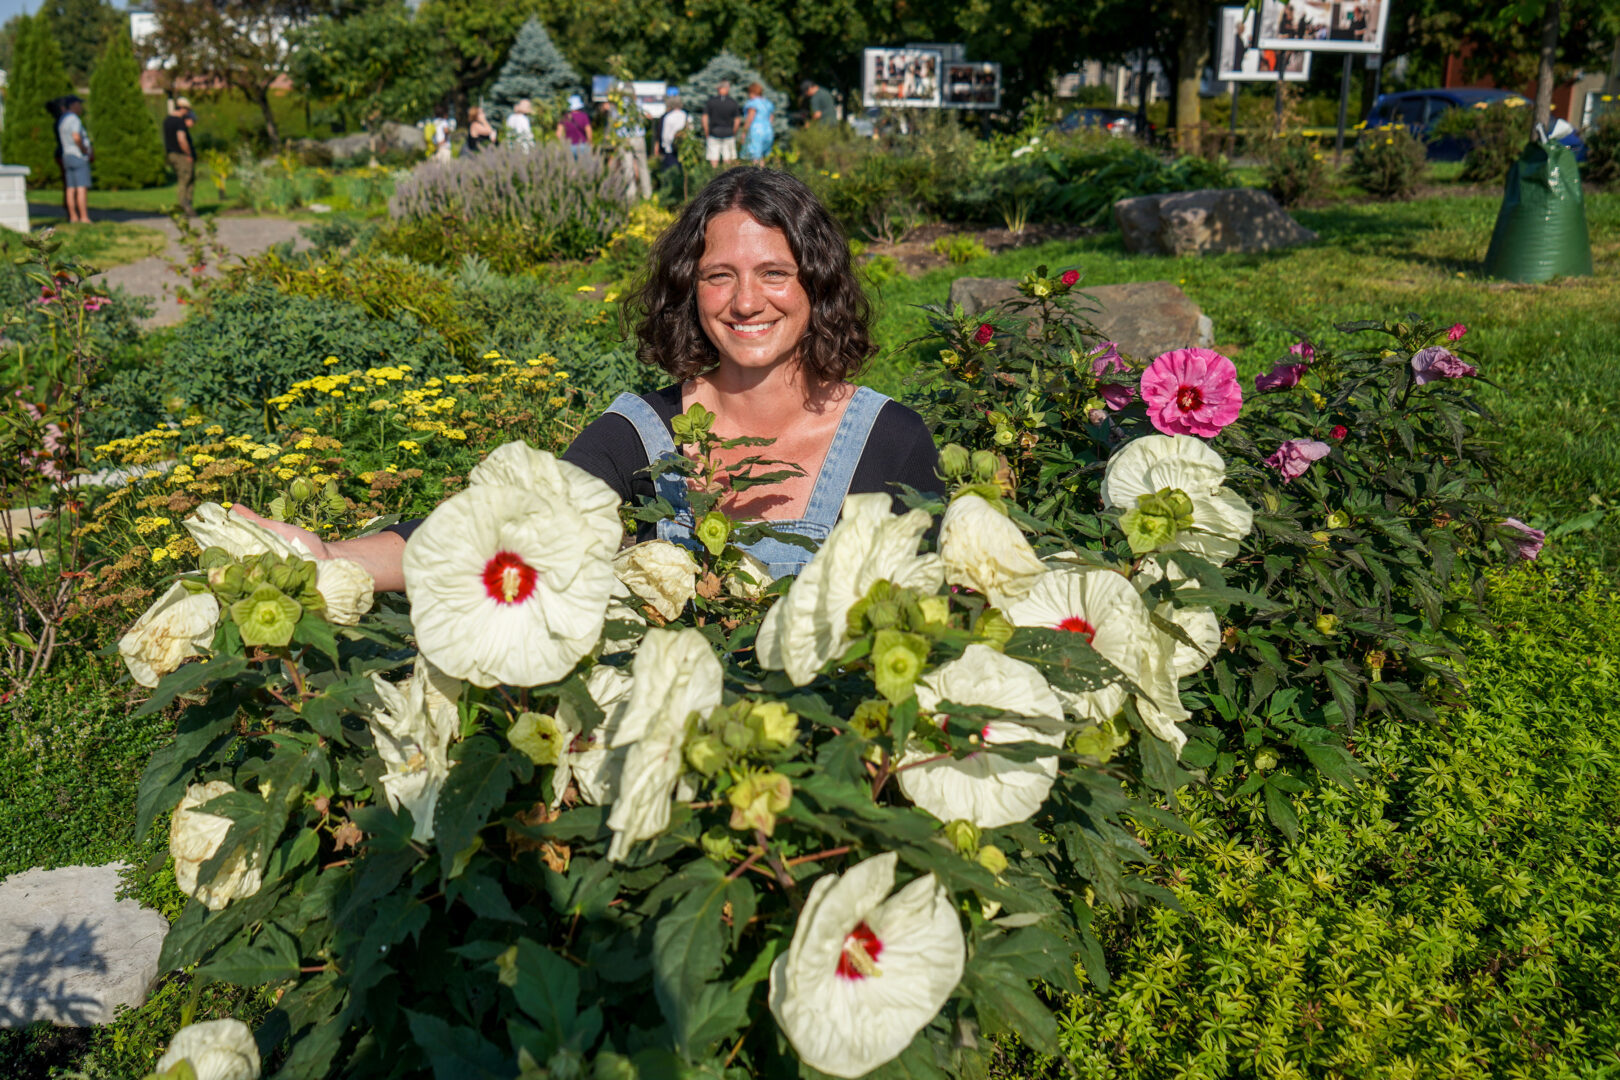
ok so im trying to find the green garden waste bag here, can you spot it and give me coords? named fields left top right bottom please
left=1483, top=136, right=1593, bottom=283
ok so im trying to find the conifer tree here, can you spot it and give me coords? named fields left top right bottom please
left=1, top=14, right=75, bottom=187
left=681, top=50, right=786, bottom=134
left=488, top=18, right=581, bottom=122
left=86, top=24, right=166, bottom=189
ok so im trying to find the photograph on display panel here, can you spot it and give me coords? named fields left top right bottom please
left=1219, top=6, right=1312, bottom=81
left=1256, top=0, right=1389, bottom=54
left=863, top=48, right=942, bottom=107
left=942, top=62, right=1001, bottom=109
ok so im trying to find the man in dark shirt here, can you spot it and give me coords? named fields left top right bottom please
left=802, top=80, right=835, bottom=125
left=701, top=80, right=741, bottom=166
left=162, top=96, right=196, bottom=217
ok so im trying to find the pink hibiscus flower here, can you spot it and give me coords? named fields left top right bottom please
left=1264, top=439, right=1331, bottom=482
left=1411, top=346, right=1477, bottom=385
left=1501, top=518, right=1545, bottom=560
left=1255, top=363, right=1305, bottom=392
left=1098, top=383, right=1134, bottom=411
left=1446, top=323, right=1468, bottom=342
left=1290, top=340, right=1315, bottom=361
left=1088, top=342, right=1126, bottom=377
left=1139, top=348, right=1243, bottom=438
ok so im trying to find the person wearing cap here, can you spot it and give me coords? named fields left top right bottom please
left=802, top=79, right=834, bottom=125
left=506, top=98, right=536, bottom=150
left=58, top=95, right=91, bottom=223
left=658, top=87, right=688, bottom=172
left=557, top=94, right=592, bottom=161
left=163, top=96, right=197, bottom=216
left=608, top=81, right=652, bottom=200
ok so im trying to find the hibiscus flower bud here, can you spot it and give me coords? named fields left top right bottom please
left=720, top=716, right=756, bottom=752
left=289, top=476, right=316, bottom=502
left=971, top=607, right=1015, bottom=650
left=728, top=770, right=792, bottom=835
left=976, top=844, right=1009, bottom=876
left=1315, top=612, right=1339, bottom=636
left=1120, top=486, right=1195, bottom=555
left=1069, top=716, right=1132, bottom=762
left=695, top=510, right=733, bottom=556
left=207, top=563, right=246, bottom=598
left=915, top=595, right=951, bottom=629
left=943, top=818, right=980, bottom=855
left=748, top=701, right=799, bottom=750
left=686, top=733, right=728, bottom=777
left=850, top=698, right=890, bottom=738
left=1252, top=747, right=1279, bottom=771
left=230, top=584, right=302, bottom=647
left=970, top=450, right=999, bottom=482
left=1330, top=424, right=1349, bottom=440
left=1446, top=323, right=1468, bottom=342
left=509, top=711, right=566, bottom=766
left=973, top=322, right=995, bottom=345
left=1060, top=269, right=1080, bottom=286
left=1326, top=510, right=1350, bottom=529
left=872, top=629, right=930, bottom=705
left=938, top=348, right=961, bottom=368
left=700, top=827, right=741, bottom=861
left=199, top=545, right=234, bottom=571
left=938, top=442, right=971, bottom=478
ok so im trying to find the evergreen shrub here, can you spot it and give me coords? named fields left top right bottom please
left=487, top=18, right=580, bottom=124
left=1, top=14, right=74, bottom=188
left=85, top=24, right=166, bottom=189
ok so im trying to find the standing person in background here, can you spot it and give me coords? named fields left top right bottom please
left=701, top=79, right=740, bottom=166
left=428, top=105, right=453, bottom=162
left=45, top=97, right=69, bottom=214
left=610, top=82, right=652, bottom=200
left=59, top=95, right=91, bottom=224
left=464, top=106, right=496, bottom=154
left=658, top=87, right=688, bottom=172
left=163, top=96, right=196, bottom=217
left=802, top=79, right=835, bottom=125
left=741, top=82, right=775, bottom=162
left=506, top=98, right=536, bottom=149
left=557, top=94, right=592, bottom=161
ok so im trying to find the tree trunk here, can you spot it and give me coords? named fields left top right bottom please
left=1535, top=0, right=1559, bottom=131
left=1605, top=31, right=1619, bottom=95
left=1173, top=0, right=1209, bottom=153
left=254, top=85, right=281, bottom=145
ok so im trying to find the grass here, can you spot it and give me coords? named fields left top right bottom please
left=860, top=189, right=1619, bottom=566
left=28, top=177, right=249, bottom=217
left=0, top=221, right=168, bottom=269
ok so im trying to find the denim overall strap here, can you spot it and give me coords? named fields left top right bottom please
left=801, top=386, right=891, bottom=528
left=604, top=393, right=693, bottom=542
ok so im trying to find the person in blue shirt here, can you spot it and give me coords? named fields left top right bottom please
left=742, top=82, right=775, bottom=162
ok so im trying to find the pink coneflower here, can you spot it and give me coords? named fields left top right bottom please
left=1139, top=349, right=1243, bottom=438
left=83, top=296, right=109, bottom=313
left=1264, top=439, right=1331, bottom=482
left=1255, top=363, right=1305, bottom=392
left=1411, top=346, right=1477, bottom=385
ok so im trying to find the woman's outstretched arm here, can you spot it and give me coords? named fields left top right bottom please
left=231, top=506, right=408, bottom=593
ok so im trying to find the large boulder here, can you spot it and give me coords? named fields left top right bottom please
left=325, top=132, right=372, bottom=161
left=0, top=863, right=168, bottom=1026
left=374, top=121, right=426, bottom=156
left=1113, top=188, right=1317, bottom=256
left=947, top=278, right=1214, bottom=360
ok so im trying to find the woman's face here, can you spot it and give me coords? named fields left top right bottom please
left=696, top=209, right=810, bottom=378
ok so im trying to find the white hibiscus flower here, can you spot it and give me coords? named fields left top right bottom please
left=367, top=656, right=463, bottom=842
left=1101, top=435, right=1254, bottom=564
left=1004, top=565, right=1156, bottom=725
left=769, top=852, right=964, bottom=1079
left=119, top=580, right=220, bottom=687
left=155, top=1018, right=261, bottom=1080
left=169, top=781, right=264, bottom=911
left=1131, top=633, right=1192, bottom=753
left=557, top=663, right=634, bottom=807
left=897, top=644, right=1066, bottom=828
left=756, top=494, right=943, bottom=685
left=613, top=540, right=700, bottom=622
left=1133, top=559, right=1221, bottom=678
left=402, top=483, right=617, bottom=687
left=605, top=628, right=723, bottom=861
left=314, top=558, right=374, bottom=626
left=725, top=550, right=774, bottom=600
left=467, top=441, right=623, bottom=555
left=938, top=493, right=1045, bottom=609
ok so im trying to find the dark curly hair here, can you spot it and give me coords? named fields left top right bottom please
left=626, top=168, right=874, bottom=383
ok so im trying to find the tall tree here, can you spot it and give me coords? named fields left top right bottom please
left=288, top=0, right=453, bottom=131
left=1, top=14, right=75, bottom=187
left=146, top=0, right=333, bottom=145
left=42, top=0, right=122, bottom=86
left=86, top=23, right=167, bottom=188
left=415, top=0, right=545, bottom=122
left=488, top=17, right=581, bottom=120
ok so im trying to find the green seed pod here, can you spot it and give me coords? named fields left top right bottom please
left=938, top=443, right=971, bottom=478
left=943, top=819, right=980, bottom=856
left=971, top=450, right=999, bottom=482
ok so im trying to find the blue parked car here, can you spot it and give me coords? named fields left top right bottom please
left=1364, top=88, right=1588, bottom=162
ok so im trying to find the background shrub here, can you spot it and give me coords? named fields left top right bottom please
left=1436, top=101, right=1533, bottom=183
left=1262, top=136, right=1330, bottom=206
left=1585, top=108, right=1620, bottom=186
left=0, top=13, right=72, bottom=189
left=1348, top=125, right=1429, bottom=200
left=84, top=25, right=166, bottom=190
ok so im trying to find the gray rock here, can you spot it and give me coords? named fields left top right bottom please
left=325, top=133, right=372, bottom=161
left=1113, top=188, right=1317, bottom=256
left=375, top=122, right=425, bottom=155
left=946, top=277, right=1214, bottom=359
left=0, top=863, right=168, bottom=1027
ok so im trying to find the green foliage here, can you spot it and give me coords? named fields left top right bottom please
left=681, top=49, right=787, bottom=135
left=85, top=25, right=167, bottom=190
left=1435, top=100, right=1534, bottom=183
left=931, top=233, right=992, bottom=265
left=487, top=17, right=581, bottom=122
left=0, top=246, right=149, bottom=388
left=1262, top=135, right=1330, bottom=207
left=1348, top=124, right=1430, bottom=200
left=1054, top=561, right=1620, bottom=1077
left=287, top=0, right=454, bottom=133
left=1584, top=106, right=1620, bottom=186
left=39, top=0, right=121, bottom=86
left=1, top=14, right=74, bottom=188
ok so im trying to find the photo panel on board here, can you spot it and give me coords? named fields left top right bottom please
left=1219, top=6, right=1312, bottom=81
left=1255, top=0, right=1389, bottom=54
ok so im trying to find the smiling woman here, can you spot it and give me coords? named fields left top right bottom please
left=235, top=168, right=942, bottom=586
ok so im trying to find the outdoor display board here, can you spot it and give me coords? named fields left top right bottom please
left=942, top=62, right=1001, bottom=109
left=1219, top=6, right=1312, bottom=81
left=1256, top=0, right=1389, bottom=54
left=863, top=48, right=943, bottom=108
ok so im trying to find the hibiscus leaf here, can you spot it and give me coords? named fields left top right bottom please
left=650, top=859, right=740, bottom=1057
left=962, top=959, right=1060, bottom=1053
left=974, top=927, right=1081, bottom=993
left=294, top=610, right=341, bottom=665
left=403, top=1009, right=508, bottom=1080
left=504, top=938, right=586, bottom=1057
left=1262, top=780, right=1301, bottom=839
left=134, top=651, right=248, bottom=717
left=195, top=924, right=301, bottom=986
left=447, top=864, right=523, bottom=923
left=435, top=736, right=520, bottom=877
left=134, top=691, right=241, bottom=838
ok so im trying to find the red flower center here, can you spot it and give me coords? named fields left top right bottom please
left=482, top=550, right=538, bottom=605
left=837, top=921, right=884, bottom=980
left=1176, top=385, right=1204, bottom=412
left=1058, top=615, right=1097, bottom=645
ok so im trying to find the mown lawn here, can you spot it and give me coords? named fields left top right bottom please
left=862, top=189, right=1619, bottom=567
left=0, top=220, right=169, bottom=269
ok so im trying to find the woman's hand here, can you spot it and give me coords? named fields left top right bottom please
left=230, top=505, right=331, bottom=559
